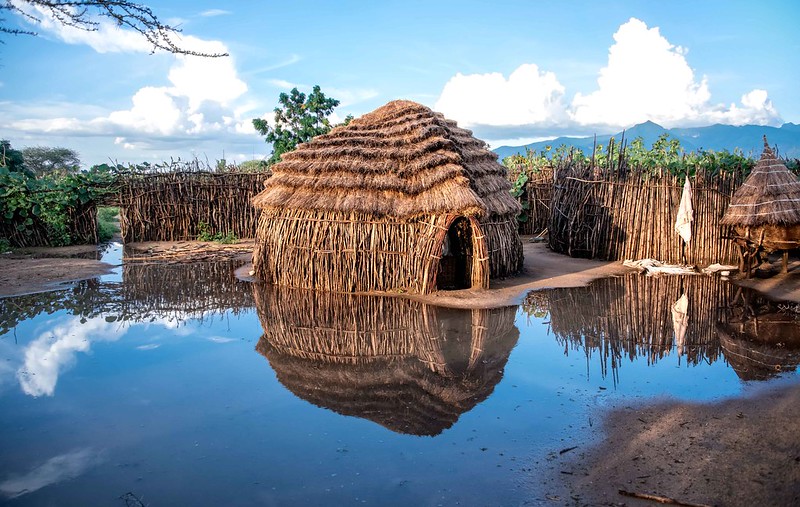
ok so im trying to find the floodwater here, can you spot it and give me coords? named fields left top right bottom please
left=0, top=259, right=798, bottom=506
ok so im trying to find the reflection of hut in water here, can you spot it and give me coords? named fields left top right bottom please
left=523, top=274, right=737, bottom=380
left=720, top=137, right=800, bottom=276
left=254, top=284, right=519, bottom=436
left=718, top=291, right=800, bottom=381
left=251, top=100, right=523, bottom=294
left=120, top=259, right=254, bottom=320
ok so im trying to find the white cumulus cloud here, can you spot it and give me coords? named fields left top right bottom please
left=569, top=18, right=713, bottom=127
left=435, top=64, right=567, bottom=127
left=434, top=17, right=781, bottom=143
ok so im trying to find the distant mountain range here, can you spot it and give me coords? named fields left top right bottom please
left=492, top=121, right=800, bottom=161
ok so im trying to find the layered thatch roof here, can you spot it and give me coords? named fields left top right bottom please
left=252, top=100, right=520, bottom=219
left=721, top=137, right=800, bottom=227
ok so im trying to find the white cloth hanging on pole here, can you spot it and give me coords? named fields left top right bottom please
left=675, top=178, right=693, bottom=245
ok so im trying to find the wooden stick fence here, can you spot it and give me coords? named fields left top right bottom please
left=111, top=171, right=269, bottom=243
left=546, top=165, right=744, bottom=264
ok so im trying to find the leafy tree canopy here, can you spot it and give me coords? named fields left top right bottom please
left=1, top=0, right=226, bottom=57
left=22, top=146, right=81, bottom=178
left=253, top=85, right=351, bottom=165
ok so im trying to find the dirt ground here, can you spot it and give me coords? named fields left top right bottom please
left=1, top=237, right=799, bottom=505
left=556, top=381, right=800, bottom=507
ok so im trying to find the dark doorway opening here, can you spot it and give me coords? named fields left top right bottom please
left=437, top=217, right=473, bottom=290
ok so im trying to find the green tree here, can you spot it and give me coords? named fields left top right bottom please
left=21, top=146, right=81, bottom=178
left=253, top=85, right=347, bottom=165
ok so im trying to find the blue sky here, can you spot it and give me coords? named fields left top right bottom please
left=1, top=0, right=798, bottom=167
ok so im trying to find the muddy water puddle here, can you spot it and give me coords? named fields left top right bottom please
left=0, top=263, right=798, bottom=506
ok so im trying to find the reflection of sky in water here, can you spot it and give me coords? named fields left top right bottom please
left=98, top=241, right=123, bottom=283
left=0, top=448, right=103, bottom=499
left=0, top=271, right=797, bottom=505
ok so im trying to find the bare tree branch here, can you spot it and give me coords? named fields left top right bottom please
left=0, top=0, right=228, bottom=57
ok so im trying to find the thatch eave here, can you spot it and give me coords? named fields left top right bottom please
left=721, top=138, right=800, bottom=227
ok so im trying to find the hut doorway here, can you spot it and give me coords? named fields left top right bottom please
left=437, top=217, right=474, bottom=290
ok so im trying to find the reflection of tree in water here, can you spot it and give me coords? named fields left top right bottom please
left=254, top=284, right=519, bottom=436
left=718, top=289, right=800, bottom=381
left=0, top=261, right=254, bottom=335
left=523, top=274, right=739, bottom=382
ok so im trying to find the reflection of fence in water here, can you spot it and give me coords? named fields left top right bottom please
left=0, top=260, right=254, bottom=334
left=254, top=284, right=519, bottom=436
left=119, top=259, right=254, bottom=321
left=0, top=279, right=119, bottom=335
left=523, top=274, right=737, bottom=380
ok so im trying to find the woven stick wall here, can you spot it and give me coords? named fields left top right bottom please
left=548, top=166, right=743, bottom=264
left=113, top=171, right=269, bottom=243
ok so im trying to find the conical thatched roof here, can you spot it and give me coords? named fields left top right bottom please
left=252, top=100, right=520, bottom=219
left=721, top=137, right=800, bottom=227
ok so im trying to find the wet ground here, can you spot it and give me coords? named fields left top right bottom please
left=0, top=255, right=798, bottom=506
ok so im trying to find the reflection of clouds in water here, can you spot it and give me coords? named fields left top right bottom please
left=0, top=448, right=102, bottom=499
left=16, top=315, right=188, bottom=397
left=207, top=336, right=237, bottom=343
left=18, top=317, right=125, bottom=397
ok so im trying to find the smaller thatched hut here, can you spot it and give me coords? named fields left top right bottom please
left=251, top=100, right=523, bottom=294
left=721, top=136, right=800, bottom=274
left=253, top=284, right=519, bottom=436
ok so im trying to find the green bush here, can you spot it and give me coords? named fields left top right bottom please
left=97, top=206, right=120, bottom=242
left=97, top=206, right=119, bottom=223
left=197, top=221, right=238, bottom=244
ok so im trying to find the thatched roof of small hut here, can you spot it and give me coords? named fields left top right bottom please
left=721, top=137, right=800, bottom=227
left=718, top=318, right=800, bottom=381
left=252, top=99, right=520, bottom=219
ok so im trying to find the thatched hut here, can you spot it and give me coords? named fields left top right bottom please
left=721, top=136, right=800, bottom=274
left=253, top=284, right=519, bottom=436
left=251, top=100, right=523, bottom=294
